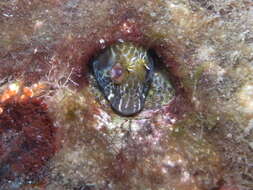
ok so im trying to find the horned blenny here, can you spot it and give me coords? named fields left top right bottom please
left=92, top=42, right=154, bottom=116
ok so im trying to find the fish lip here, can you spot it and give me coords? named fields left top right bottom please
left=111, top=102, right=142, bottom=116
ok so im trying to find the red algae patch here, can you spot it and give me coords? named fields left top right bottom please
left=0, top=98, right=56, bottom=188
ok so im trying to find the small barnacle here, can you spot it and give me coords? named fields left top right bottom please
left=92, top=42, right=154, bottom=116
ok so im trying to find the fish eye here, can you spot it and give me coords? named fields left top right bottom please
left=110, top=63, right=125, bottom=84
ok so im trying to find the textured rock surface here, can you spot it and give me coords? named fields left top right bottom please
left=0, top=0, right=252, bottom=189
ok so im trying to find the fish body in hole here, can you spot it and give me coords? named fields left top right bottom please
left=93, top=42, right=154, bottom=116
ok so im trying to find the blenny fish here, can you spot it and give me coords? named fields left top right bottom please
left=92, top=42, right=154, bottom=116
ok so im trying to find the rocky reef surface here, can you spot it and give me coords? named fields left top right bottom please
left=0, top=0, right=252, bottom=189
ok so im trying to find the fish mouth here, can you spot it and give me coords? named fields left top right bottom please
left=109, top=78, right=150, bottom=116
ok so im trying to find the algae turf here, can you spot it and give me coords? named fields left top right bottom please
left=0, top=0, right=252, bottom=189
